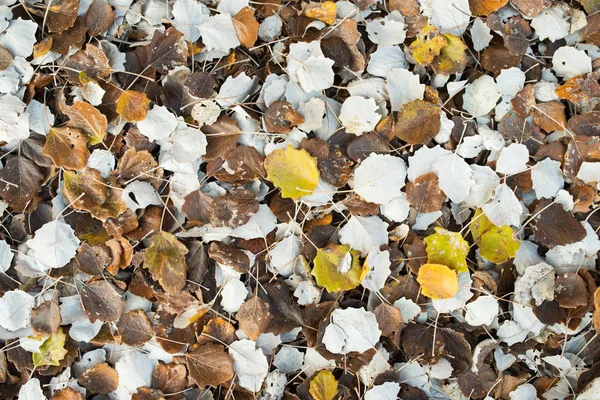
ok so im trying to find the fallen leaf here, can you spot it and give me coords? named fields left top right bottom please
left=309, top=370, right=338, bottom=400
left=117, top=90, right=151, bottom=122
left=264, top=145, right=320, bottom=199
left=312, top=244, right=367, bottom=292
left=469, top=0, right=508, bottom=15
left=143, top=231, right=189, bottom=295
left=64, top=101, right=108, bottom=145
left=117, top=309, right=154, bottom=346
left=233, top=7, right=259, bottom=48
left=62, top=169, right=108, bottom=213
left=77, top=363, right=119, bottom=394
left=0, top=156, right=43, bottom=212
left=384, top=100, right=441, bottom=145
left=84, top=0, right=115, bottom=36
left=43, top=127, right=90, bottom=170
left=417, top=263, right=459, bottom=299
left=236, top=297, right=273, bottom=340
left=424, top=228, right=470, bottom=273
left=81, top=279, right=125, bottom=322
left=531, top=200, right=587, bottom=248
left=187, top=343, right=234, bottom=388
left=32, top=328, right=68, bottom=367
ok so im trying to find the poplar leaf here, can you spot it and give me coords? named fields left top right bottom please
left=264, top=145, right=320, bottom=199
left=116, top=90, right=150, bottom=122
left=309, top=370, right=338, bottom=400
left=143, top=231, right=189, bottom=295
left=43, top=127, right=90, bottom=170
left=417, top=263, right=459, bottom=300
left=312, top=244, right=367, bottom=292
left=472, top=209, right=520, bottom=264
left=424, top=228, right=470, bottom=273
left=32, top=328, right=68, bottom=367
left=64, top=101, right=108, bottom=145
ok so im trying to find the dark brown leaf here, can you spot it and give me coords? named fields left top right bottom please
left=81, top=279, right=125, bottom=322
left=117, top=309, right=154, bottom=346
left=0, top=156, right=43, bottom=212
left=84, top=0, right=115, bottom=36
left=77, top=363, right=119, bottom=394
left=532, top=200, right=587, bottom=248
left=31, top=301, right=61, bottom=336
left=406, top=172, right=445, bottom=213
left=147, top=27, right=188, bottom=74
left=151, top=362, right=187, bottom=395
left=210, top=189, right=259, bottom=228
left=264, top=101, right=304, bottom=133
left=187, top=343, right=234, bottom=388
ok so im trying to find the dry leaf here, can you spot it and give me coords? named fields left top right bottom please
left=233, top=7, right=259, bottom=48
left=43, top=127, right=90, bottom=170
left=117, top=90, right=151, bottom=122
left=143, top=231, right=189, bottom=295
left=264, top=145, right=320, bottom=199
left=236, top=297, right=273, bottom=340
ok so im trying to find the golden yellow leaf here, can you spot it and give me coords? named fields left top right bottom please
left=43, top=126, right=90, bottom=170
left=116, top=90, right=150, bottom=122
left=32, top=328, right=68, bottom=367
left=469, top=0, right=508, bottom=16
left=143, top=231, right=189, bottom=294
left=471, top=209, right=520, bottom=264
left=417, top=263, right=459, bottom=300
left=312, top=244, right=367, bottom=292
left=309, top=370, right=338, bottom=400
left=424, top=228, right=469, bottom=273
left=304, top=1, right=337, bottom=25
left=432, top=34, right=467, bottom=75
left=264, top=145, right=320, bottom=199
left=410, top=25, right=447, bottom=66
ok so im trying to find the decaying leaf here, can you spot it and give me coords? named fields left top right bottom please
left=43, top=127, right=90, bottom=170
left=77, top=363, right=119, bottom=394
left=81, top=279, right=125, bottom=322
left=236, top=297, right=273, bottom=340
left=187, top=343, right=234, bottom=388
left=424, top=228, right=470, bottom=273
left=143, top=231, right=189, bottom=294
left=64, top=101, right=108, bottom=145
left=117, top=90, right=151, bottom=122
left=32, top=328, right=68, bottom=367
left=380, top=100, right=441, bottom=145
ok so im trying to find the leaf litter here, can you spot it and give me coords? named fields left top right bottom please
left=0, top=0, right=599, bottom=399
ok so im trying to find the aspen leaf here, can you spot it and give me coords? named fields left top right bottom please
left=264, top=145, right=320, bottom=199
left=187, top=343, right=235, bottom=388
left=468, top=0, right=508, bottom=15
left=309, top=370, right=338, bottom=400
left=32, top=328, right=68, bottom=367
left=387, top=100, right=441, bottom=145
left=233, top=7, right=259, bottom=48
left=236, top=297, right=273, bottom=340
left=432, top=34, right=467, bottom=75
left=116, top=90, right=151, bottom=122
left=417, top=263, right=459, bottom=299
left=312, top=244, right=367, bottom=292
left=62, top=169, right=108, bottom=212
left=43, top=127, right=90, bottom=170
left=304, top=1, right=337, bottom=25
left=471, top=209, right=520, bottom=264
left=64, top=101, right=108, bottom=145
left=143, top=231, right=189, bottom=294
left=410, top=25, right=447, bottom=66
left=424, top=228, right=469, bottom=273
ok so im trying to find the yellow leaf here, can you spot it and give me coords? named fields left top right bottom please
left=409, top=24, right=447, bottom=66
left=417, top=263, right=459, bottom=300
left=264, top=145, right=320, bottom=199
left=309, top=370, right=338, bottom=400
left=424, top=227, right=470, bottom=273
left=312, top=244, right=367, bottom=292
left=32, top=328, right=68, bottom=367
left=471, top=209, right=520, bottom=264
left=116, top=90, right=150, bottom=122
left=304, top=1, right=337, bottom=25
left=233, top=7, right=259, bottom=48
left=432, top=34, right=467, bottom=75
left=143, top=231, right=189, bottom=294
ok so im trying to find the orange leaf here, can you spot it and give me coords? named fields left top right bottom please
left=469, top=0, right=508, bottom=16
left=233, top=7, right=259, bottom=48
left=43, top=127, right=90, bottom=170
left=116, top=90, right=150, bottom=122
left=304, top=1, right=337, bottom=24
left=417, top=263, right=459, bottom=300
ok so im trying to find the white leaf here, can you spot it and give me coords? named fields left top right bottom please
left=171, top=0, right=210, bottom=42
left=287, top=41, right=334, bottom=92
left=231, top=204, right=277, bottom=240
left=81, top=81, right=106, bottom=106
left=18, top=220, right=80, bottom=273
left=514, top=262, right=555, bottom=306
left=471, top=18, right=492, bottom=52
left=354, top=153, right=406, bottom=204
left=347, top=78, right=388, bottom=102
left=298, top=97, right=325, bottom=132
left=456, top=135, right=484, bottom=159
left=70, top=319, right=103, bottom=342
left=366, top=11, right=406, bottom=45
left=422, top=0, right=471, bottom=36
left=463, top=165, right=500, bottom=208
left=496, top=67, right=526, bottom=98
left=217, top=0, right=249, bottom=15
left=199, top=14, right=240, bottom=52
left=546, top=222, right=600, bottom=271
left=0, top=18, right=37, bottom=58
left=274, top=346, right=304, bottom=373
left=359, top=345, right=389, bottom=385
left=432, top=272, right=473, bottom=313
left=362, top=248, right=391, bottom=291
left=268, top=235, right=302, bottom=277
left=496, top=143, right=529, bottom=175
left=509, top=383, right=538, bottom=400
left=229, top=339, right=269, bottom=392
left=577, top=162, right=600, bottom=186
left=258, top=15, right=283, bottom=42
left=339, top=96, right=381, bottom=135
left=18, top=378, right=45, bottom=400
left=423, top=358, right=453, bottom=380
left=262, top=371, right=287, bottom=399
left=322, top=307, right=381, bottom=354
left=26, top=99, right=53, bottom=136
left=413, top=211, right=442, bottom=230
left=221, top=278, right=247, bottom=313
left=0, top=290, right=34, bottom=331
left=482, top=183, right=523, bottom=227
left=380, top=193, right=410, bottom=223
left=365, top=382, right=400, bottom=400
left=395, top=361, right=427, bottom=388
left=293, top=280, right=321, bottom=306
left=407, top=145, right=451, bottom=182
left=122, top=181, right=161, bottom=211
left=339, top=215, right=388, bottom=257
left=137, top=105, right=178, bottom=142
left=367, top=45, right=408, bottom=77
left=531, top=5, right=570, bottom=43
left=432, top=153, right=474, bottom=203
left=87, top=149, right=116, bottom=179
left=462, top=75, right=501, bottom=117
left=532, top=158, right=564, bottom=199
left=168, top=122, right=208, bottom=164
left=302, top=348, right=336, bottom=376
left=0, top=239, right=13, bottom=273
left=114, top=350, right=157, bottom=394
left=217, top=72, right=257, bottom=108
left=393, top=297, right=421, bottom=322
left=0, top=94, right=29, bottom=144
left=464, top=295, right=498, bottom=326
left=552, top=46, right=592, bottom=79
left=386, top=68, right=424, bottom=111
left=497, top=320, right=528, bottom=346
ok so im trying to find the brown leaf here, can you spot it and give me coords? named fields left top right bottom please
left=143, top=231, right=189, bottom=295
left=259, top=281, right=304, bottom=335
left=533, top=102, right=567, bottom=132
left=105, top=236, right=133, bottom=274
left=0, top=156, right=43, bottom=212
left=340, top=195, right=380, bottom=216
left=201, top=115, right=241, bottom=161
left=77, top=363, right=119, bottom=394
left=568, top=111, right=600, bottom=136
left=31, top=301, right=62, bottom=336
left=583, top=14, right=600, bottom=46
left=321, top=37, right=353, bottom=70
left=51, top=387, right=85, bottom=400
left=373, top=302, right=403, bottom=347
left=532, top=200, right=587, bottom=248
left=62, top=169, right=108, bottom=212
left=233, top=7, right=259, bottom=48
left=81, top=279, right=125, bottom=322
left=64, top=101, right=108, bottom=145
left=236, top=297, right=273, bottom=340
left=187, top=343, right=234, bottom=388
left=510, top=0, right=551, bottom=18
left=210, top=189, right=259, bottom=228
left=555, top=273, right=589, bottom=309
left=208, top=241, right=250, bottom=273
left=50, top=17, right=88, bottom=55
left=27, top=0, right=79, bottom=33
left=148, top=27, right=188, bottom=74
left=406, top=172, right=445, bottom=212
left=211, top=146, right=266, bottom=184
left=481, top=46, right=523, bottom=75
left=151, top=362, right=187, bottom=395
left=75, top=243, right=110, bottom=275
left=511, top=84, right=535, bottom=117
left=84, top=0, right=115, bottom=36
left=0, top=45, right=12, bottom=70
left=346, top=132, right=391, bottom=162
left=117, top=90, right=151, bottom=122
left=199, top=317, right=237, bottom=345
left=89, top=176, right=128, bottom=222
left=264, top=101, right=305, bottom=133
left=182, top=190, right=212, bottom=223
left=117, top=148, right=159, bottom=184
left=65, top=44, right=111, bottom=81
left=117, top=309, right=154, bottom=346
left=382, top=100, right=441, bottom=145
left=570, top=185, right=595, bottom=213
left=43, top=127, right=90, bottom=170
left=318, top=148, right=353, bottom=187
left=469, top=0, right=508, bottom=15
